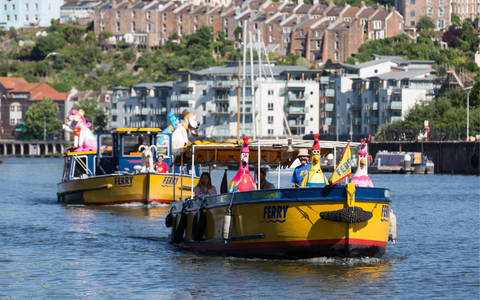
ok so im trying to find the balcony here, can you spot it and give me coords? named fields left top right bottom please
left=389, top=116, right=402, bottom=123
left=288, top=107, right=309, bottom=114
left=372, top=102, right=379, bottom=110
left=321, top=117, right=335, bottom=125
left=108, top=109, right=118, bottom=115
left=288, top=93, right=309, bottom=101
left=213, top=97, right=229, bottom=103
left=179, top=106, right=195, bottom=113
left=108, top=121, right=118, bottom=127
left=133, top=108, right=148, bottom=115
left=353, top=117, right=362, bottom=125
left=228, top=105, right=258, bottom=113
left=179, top=94, right=195, bottom=100
left=212, top=80, right=240, bottom=88
left=321, top=103, right=334, bottom=111
left=320, top=76, right=329, bottom=84
left=391, top=101, right=402, bottom=109
left=368, top=117, right=379, bottom=124
left=325, top=89, right=335, bottom=97
left=289, top=120, right=309, bottom=126
left=347, top=103, right=362, bottom=110
left=152, top=107, right=167, bottom=115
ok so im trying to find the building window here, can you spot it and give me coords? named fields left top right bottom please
left=335, top=41, right=339, bottom=49
left=269, top=25, right=273, bottom=32
left=101, top=11, right=105, bottom=19
left=268, top=129, right=274, bottom=135
left=268, top=90, right=274, bottom=95
left=316, top=31, right=319, bottom=37
left=438, top=19, right=444, bottom=28
left=49, top=4, right=51, bottom=10
left=10, top=119, right=15, bottom=125
left=12, top=4, right=15, bottom=10
left=194, top=25, right=198, bottom=32
left=439, top=0, right=443, bottom=5
left=179, top=15, right=182, bottom=23
left=224, top=19, right=228, bottom=26
left=374, top=21, right=381, bottom=29
left=25, top=15, right=28, bottom=21
left=147, top=24, right=151, bottom=32
left=268, top=116, right=273, bottom=124
left=210, top=16, right=213, bottom=24
left=100, top=22, right=105, bottom=31
left=202, top=103, right=206, bottom=111
left=254, top=23, right=258, bottom=29
left=35, top=4, right=38, bottom=10
left=316, top=40, right=320, bottom=48
left=439, top=9, right=444, bottom=17
left=268, top=103, right=274, bottom=110
left=14, top=14, right=17, bottom=21
left=3, top=4, right=6, bottom=11
left=210, top=27, right=213, bottom=33
left=335, top=32, right=339, bottom=38
left=284, top=37, right=290, bottom=43
left=203, top=90, right=206, bottom=96
left=117, top=11, right=120, bottom=18
left=224, top=28, right=228, bottom=36
left=399, top=23, right=402, bottom=30
left=410, top=21, right=415, bottom=26
left=411, top=0, right=415, bottom=3
left=132, top=22, right=135, bottom=32
left=335, top=53, right=339, bottom=61
left=132, top=11, right=135, bottom=18
left=25, top=3, right=28, bottom=10
left=194, top=16, right=198, bottom=22
left=178, top=26, right=182, bottom=36
left=147, top=12, right=150, bottom=19
left=410, top=10, right=415, bottom=17
left=202, top=116, right=206, bottom=124
left=163, top=13, right=166, bottom=21
left=427, top=0, right=432, bottom=5
left=117, top=22, right=120, bottom=32
left=427, top=8, right=433, bottom=17
left=269, top=35, right=273, bottom=42
left=163, top=24, right=166, bottom=33
left=300, top=29, right=303, bottom=35
left=35, top=15, right=38, bottom=21
left=6, top=15, right=9, bottom=21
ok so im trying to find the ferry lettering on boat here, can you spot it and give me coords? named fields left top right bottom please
left=161, top=177, right=179, bottom=187
left=115, top=176, right=133, bottom=187
left=381, top=205, right=390, bottom=221
left=263, top=205, right=289, bottom=222
left=335, top=158, right=353, bottom=177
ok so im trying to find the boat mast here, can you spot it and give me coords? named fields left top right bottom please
left=256, top=29, right=262, bottom=187
left=249, top=31, right=256, bottom=140
left=242, top=20, right=247, bottom=138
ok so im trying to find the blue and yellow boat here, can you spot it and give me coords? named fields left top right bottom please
left=57, top=128, right=199, bottom=205
left=166, top=140, right=396, bottom=259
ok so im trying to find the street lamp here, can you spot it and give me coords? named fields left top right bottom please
left=336, top=113, right=339, bottom=141
left=464, top=86, right=472, bottom=141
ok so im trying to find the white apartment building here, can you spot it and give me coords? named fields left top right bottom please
left=325, top=55, right=438, bottom=136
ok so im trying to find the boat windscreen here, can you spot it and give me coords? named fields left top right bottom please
left=123, top=134, right=154, bottom=156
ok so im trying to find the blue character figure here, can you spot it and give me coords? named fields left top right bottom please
left=163, top=112, right=182, bottom=133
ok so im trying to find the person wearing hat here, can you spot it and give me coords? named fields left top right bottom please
left=259, top=167, right=275, bottom=190
left=155, top=153, right=170, bottom=173
left=291, top=148, right=311, bottom=188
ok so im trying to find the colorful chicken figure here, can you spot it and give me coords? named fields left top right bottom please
left=70, top=109, right=97, bottom=152
left=229, top=137, right=257, bottom=193
left=301, top=133, right=328, bottom=187
left=351, top=139, right=374, bottom=187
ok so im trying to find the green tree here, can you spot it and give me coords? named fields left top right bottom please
left=72, top=98, right=108, bottom=133
left=235, top=26, right=243, bottom=41
left=416, top=16, right=435, bottom=31
left=451, top=14, right=461, bottom=25
left=469, top=74, right=480, bottom=108
left=123, top=51, right=134, bottom=62
left=99, top=30, right=113, bottom=41
left=24, top=97, right=62, bottom=137
left=295, top=57, right=310, bottom=68
left=460, top=21, right=479, bottom=52
left=31, top=34, right=67, bottom=60
left=9, top=27, right=17, bottom=39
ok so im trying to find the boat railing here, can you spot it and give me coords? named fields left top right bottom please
left=73, top=154, right=94, bottom=177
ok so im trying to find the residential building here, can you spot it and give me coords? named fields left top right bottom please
left=0, top=78, right=68, bottom=139
left=110, top=62, right=320, bottom=138
left=396, top=0, right=450, bottom=31
left=324, top=55, right=437, bottom=136
left=451, top=0, right=478, bottom=21
left=60, top=0, right=103, bottom=25
left=0, top=0, right=64, bottom=29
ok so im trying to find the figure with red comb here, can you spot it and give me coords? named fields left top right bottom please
left=351, top=139, right=374, bottom=187
left=229, top=137, right=257, bottom=193
left=300, top=134, right=328, bottom=187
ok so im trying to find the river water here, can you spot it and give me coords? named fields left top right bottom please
left=0, top=157, right=478, bottom=299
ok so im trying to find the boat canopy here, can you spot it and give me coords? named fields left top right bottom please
left=173, top=139, right=360, bottom=168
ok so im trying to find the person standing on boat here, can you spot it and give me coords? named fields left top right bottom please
left=134, top=136, right=145, bottom=152
left=259, top=167, right=275, bottom=190
left=156, top=154, right=170, bottom=173
left=194, top=172, right=217, bottom=196
left=291, top=149, right=311, bottom=188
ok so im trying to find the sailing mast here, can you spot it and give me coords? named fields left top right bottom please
left=242, top=20, right=247, bottom=137
left=249, top=31, right=256, bottom=139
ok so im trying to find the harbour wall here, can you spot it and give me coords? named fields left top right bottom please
left=0, top=140, right=64, bottom=157
left=369, top=141, right=480, bottom=175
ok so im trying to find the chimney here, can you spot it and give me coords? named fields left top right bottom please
left=296, top=15, right=301, bottom=24
left=298, top=0, right=304, bottom=4
left=328, top=0, right=334, bottom=7
left=112, top=0, right=117, bottom=9
left=101, top=86, right=107, bottom=94
left=376, top=2, right=381, bottom=9
left=313, top=0, right=319, bottom=4
left=360, top=1, right=365, bottom=7
left=385, top=4, right=388, bottom=10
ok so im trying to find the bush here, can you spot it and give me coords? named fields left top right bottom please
left=123, top=51, right=134, bottom=62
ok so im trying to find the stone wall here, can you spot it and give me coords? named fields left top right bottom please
left=369, top=141, right=480, bottom=175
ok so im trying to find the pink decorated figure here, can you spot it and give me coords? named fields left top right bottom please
left=351, top=139, right=374, bottom=187
left=69, top=109, right=97, bottom=152
left=228, top=137, right=257, bottom=193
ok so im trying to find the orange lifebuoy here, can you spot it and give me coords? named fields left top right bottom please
left=424, top=126, right=430, bottom=133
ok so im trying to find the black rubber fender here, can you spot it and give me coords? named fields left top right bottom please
left=165, top=212, right=173, bottom=228
left=192, top=209, right=207, bottom=242
left=171, top=212, right=187, bottom=244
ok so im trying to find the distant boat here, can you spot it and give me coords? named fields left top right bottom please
left=374, top=151, right=434, bottom=174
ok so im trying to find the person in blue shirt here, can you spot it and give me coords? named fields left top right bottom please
left=291, top=148, right=311, bottom=188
